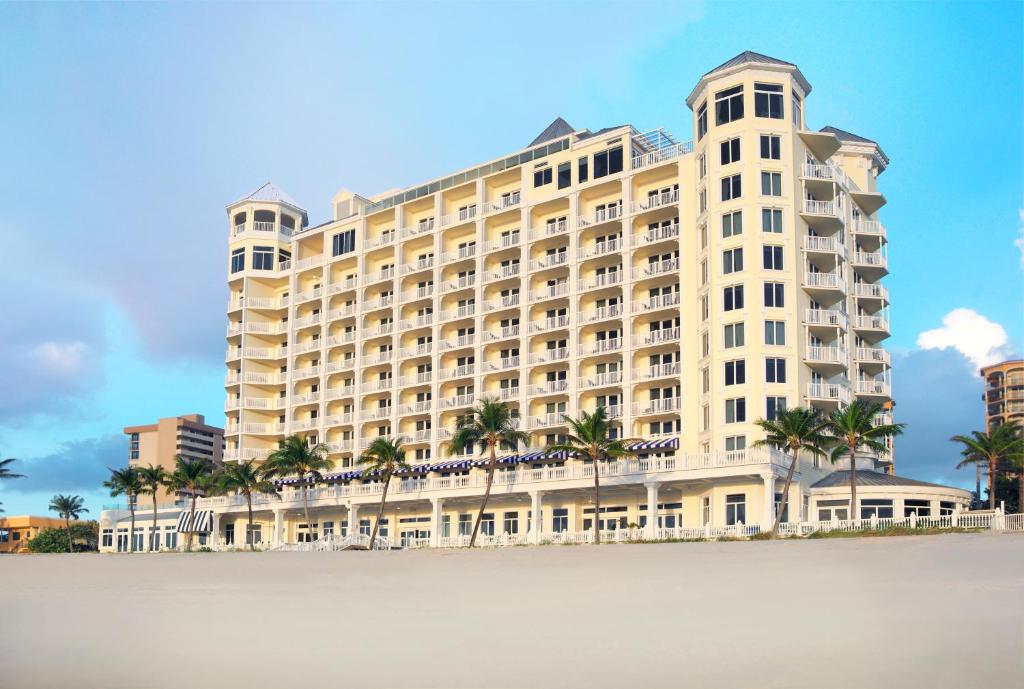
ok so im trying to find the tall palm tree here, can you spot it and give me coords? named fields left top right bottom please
left=823, top=400, right=905, bottom=521
left=451, top=398, right=529, bottom=547
left=166, top=456, right=214, bottom=552
left=1000, top=423, right=1024, bottom=513
left=48, top=494, right=88, bottom=553
left=104, top=467, right=144, bottom=552
left=214, top=459, right=279, bottom=550
left=0, top=457, right=25, bottom=481
left=357, top=436, right=410, bottom=549
left=544, top=407, right=638, bottom=544
left=953, top=422, right=1023, bottom=510
left=137, top=465, right=168, bottom=552
left=753, top=407, right=829, bottom=537
left=263, top=435, right=332, bottom=545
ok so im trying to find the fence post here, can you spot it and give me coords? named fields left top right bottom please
left=951, top=509, right=959, bottom=528
left=910, top=513, right=917, bottom=529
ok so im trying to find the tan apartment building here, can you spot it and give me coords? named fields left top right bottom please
left=0, top=516, right=72, bottom=553
left=207, top=51, right=899, bottom=547
left=980, top=359, right=1024, bottom=430
left=124, top=413, right=224, bottom=473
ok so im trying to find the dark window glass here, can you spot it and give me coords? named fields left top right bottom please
left=697, top=102, right=708, bottom=140
left=608, top=146, right=623, bottom=174
left=715, top=85, right=744, bottom=125
left=763, top=245, right=783, bottom=270
left=754, top=83, right=784, bottom=119
left=760, top=134, right=781, bottom=160
left=332, top=229, right=356, bottom=257
left=578, top=156, right=588, bottom=183
left=230, top=248, right=245, bottom=273
left=594, top=150, right=608, bottom=178
left=533, top=168, right=552, bottom=187
left=764, top=282, right=784, bottom=307
left=557, top=162, right=571, bottom=189
left=720, top=137, right=741, bottom=165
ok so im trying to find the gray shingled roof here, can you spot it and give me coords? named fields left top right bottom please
left=233, top=182, right=306, bottom=212
left=703, top=51, right=795, bottom=78
left=530, top=118, right=575, bottom=147
left=819, top=126, right=877, bottom=145
left=812, top=471, right=958, bottom=490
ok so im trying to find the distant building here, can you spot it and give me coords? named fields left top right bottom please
left=0, top=516, right=74, bottom=553
left=123, top=414, right=225, bottom=473
left=980, top=360, right=1024, bottom=431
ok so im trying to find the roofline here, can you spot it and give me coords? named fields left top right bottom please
left=686, top=60, right=812, bottom=109
left=224, top=192, right=309, bottom=219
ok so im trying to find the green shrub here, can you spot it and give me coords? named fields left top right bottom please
left=25, top=521, right=99, bottom=553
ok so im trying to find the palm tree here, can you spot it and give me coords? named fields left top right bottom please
left=952, top=422, right=1023, bottom=510
left=47, top=494, right=88, bottom=553
left=357, top=436, right=410, bottom=549
left=1000, top=423, right=1024, bottom=513
left=166, top=456, right=214, bottom=552
left=104, top=466, right=144, bottom=552
left=753, top=407, right=829, bottom=537
left=263, top=435, right=332, bottom=545
left=214, top=459, right=279, bottom=550
left=451, top=398, right=529, bottom=547
left=1, top=457, right=25, bottom=481
left=823, top=400, right=905, bottom=521
left=137, top=465, right=168, bottom=552
left=544, top=407, right=638, bottom=544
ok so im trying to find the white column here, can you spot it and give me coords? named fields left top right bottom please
left=645, top=482, right=660, bottom=539
left=430, top=498, right=443, bottom=548
left=349, top=503, right=359, bottom=539
left=529, top=491, right=543, bottom=544
left=272, top=509, right=284, bottom=546
left=210, top=512, right=221, bottom=547
left=762, top=472, right=776, bottom=531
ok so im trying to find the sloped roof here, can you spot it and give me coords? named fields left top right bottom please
left=529, top=117, right=575, bottom=146
left=812, top=471, right=959, bottom=490
left=687, top=50, right=811, bottom=107
left=819, top=126, right=877, bottom=145
left=575, top=124, right=629, bottom=141
left=703, top=51, right=795, bottom=78
left=232, top=182, right=306, bottom=212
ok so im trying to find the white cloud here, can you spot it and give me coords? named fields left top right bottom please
left=1015, top=208, right=1024, bottom=270
left=916, top=308, right=1010, bottom=369
left=29, top=341, right=87, bottom=376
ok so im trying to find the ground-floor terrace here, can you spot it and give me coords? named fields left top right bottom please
left=98, top=447, right=975, bottom=552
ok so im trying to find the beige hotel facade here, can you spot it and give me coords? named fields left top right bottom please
left=104, top=52, right=914, bottom=550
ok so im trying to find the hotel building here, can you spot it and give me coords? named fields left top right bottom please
left=980, top=360, right=1024, bottom=431
left=124, top=413, right=225, bottom=474
left=103, top=51, right=926, bottom=550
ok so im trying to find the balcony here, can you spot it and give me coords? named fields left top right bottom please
left=441, top=244, right=477, bottom=264
left=483, top=324, right=521, bottom=342
left=326, top=331, right=357, bottom=347
left=533, top=253, right=568, bottom=270
left=529, top=348, right=570, bottom=365
left=805, top=383, right=852, bottom=405
left=487, top=191, right=521, bottom=214
left=365, top=232, right=397, bottom=250
left=439, top=334, right=475, bottom=351
left=292, top=419, right=319, bottom=432
left=242, top=422, right=286, bottom=436
left=530, top=283, right=569, bottom=302
left=853, top=282, right=889, bottom=302
left=362, top=406, right=393, bottom=421
left=483, top=294, right=520, bottom=313
left=632, top=327, right=680, bottom=347
left=854, top=314, right=890, bottom=333
left=631, top=141, right=691, bottom=171
left=242, top=346, right=288, bottom=360
left=580, top=304, right=624, bottom=324
left=804, top=309, right=848, bottom=330
left=292, top=340, right=322, bottom=355
left=580, top=338, right=623, bottom=356
left=441, top=206, right=478, bottom=227
left=293, top=313, right=323, bottom=329
left=400, top=314, right=434, bottom=331
left=633, top=362, right=680, bottom=382
left=483, top=233, right=522, bottom=252
left=364, top=266, right=396, bottom=285
left=580, top=371, right=623, bottom=389
left=529, top=220, right=569, bottom=242
left=853, top=251, right=888, bottom=274
left=855, top=379, right=891, bottom=397
left=296, top=255, right=324, bottom=271
left=327, top=275, right=359, bottom=294
left=530, top=380, right=569, bottom=396
left=495, top=387, right=520, bottom=402
left=399, top=343, right=433, bottom=359
left=402, top=285, right=434, bottom=302
left=399, top=371, right=433, bottom=387
left=578, top=205, right=623, bottom=228
left=361, top=350, right=393, bottom=367
left=804, top=346, right=847, bottom=366
left=364, top=294, right=395, bottom=311
left=529, top=315, right=570, bottom=333
left=439, top=304, right=475, bottom=321
left=325, top=360, right=355, bottom=374
left=801, top=199, right=841, bottom=218
left=292, top=391, right=321, bottom=405
left=399, top=400, right=433, bottom=415
left=632, top=292, right=680, bottom=313
left=401, top=257, right=435, bottom=276
left=408, top=429, right=433, bottom=444
left=853, top=220, right=887, bottom=240
left=292, top=366, right=321, bottom=381
left=856, top=347, right=891, bottom=366
left=632, top=397, right=682, bottom=416
left=359, top=379, right=393, bottom=394
left=441, top=364, right=476, bottom=380
left=364, top=323, right=395, bottom=338
left=485, top=356, right=521, bottom=372
left=487, top=264, right=521, bottom=281
left=802, top=235, right=846, bottom=258
left=400, top=219, right=436, bottom=239
left=441, top=393, right=475, bottom=409
left=326, top=440, right=355, bottom=454
left=441, top=275, right=476, bottom=294
left=324, top=385, right=355, bottom=400
left=631, top=189, right=679, bottom=214
left=527, top=412, right=566, bottom=429
left=633, top=222, right=679, bottom=247
left=636, top=257, right=679, bottom=279
left=579, top=238, right=622, bottom=260
left=578, top=272, right=624, bottom=291
left=802, top=272, right=846, bottom=293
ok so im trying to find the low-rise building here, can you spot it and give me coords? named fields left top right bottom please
left=0, top=516, right=73, bottom=553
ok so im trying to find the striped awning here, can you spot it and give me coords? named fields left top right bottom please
left=429, top=459, right=475, bottom=472
left=625, top=438, right=679, bottom=451
left=472, top=450, right=568, bottom=467
left=177, top=510, right=213, bottom=533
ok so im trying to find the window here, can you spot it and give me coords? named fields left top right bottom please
left=725, top=360, right=746, bottom=386
left=253, top=246, right=274, bottom=270
left=792, top=94, right=803, bottom=126
left=723, top=285, right=744, bottom=311
left=766, top=357, right=787, bottom=383
left=458, top=514, right=472, bottom=536
left=764, top=320, right=785, bottom=346
left=754, top=83, right=784, bottom=119
left=725, top=435, right=746, bottom=451
left=762, top=208, right=783, bottom=233
left=725, top=398, right=746, bottom=423
left=230, top=248, right=245, bottom=273
left=503, top=511, right=519, bottom=535
left=332, top=229, right=356, bottom=256
left=721, top=174, right=742, bottom=201
left=723, top=248, right=743, bottom=274
left=760, top=134, right=781, bottom=160
left=533, top=167, right=552, bottom=187
left=939, top=501, right=956, bottom=516
left=552, top=507, right=569, bottom=532
left=722, top=210, right=742, bottom=238
left=101, top=529, right=113, bottom=548
left=766, top=396, right=786, bottom=421
left=760, top=172, right=782, bottom=196
left=720, top=137, right=741, bottom=165
left=699, top=188, right=707, bottom=214
left=593, top=146, right=623, bottom=178
left=715, top=85, right=744, bottom=125
left=763, top=245, right=784, bottom=270
left=702, top=496, right=711, bottom=525
left=764, top=282, right=784, bottom=307
left=725, top=494, right=746, bottom=525
left=480, top=513, right=495, bottom=536
left=904, top=500, right=931, bottom=517
left=578, top=156, right=588, bottom=183
left=698, top=153, right=706, bottom=180
left=697, top=101, right=708, bottom=140
left=557, top=162, right=571, bottom=189
left=861, top=499, right=894, bottom=519
left=724, top=322, right=745, bottom=348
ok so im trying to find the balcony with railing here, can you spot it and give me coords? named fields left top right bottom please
left=804, top=346, right=847, bottom=366
left=483, top=294, right=521, bottom=313
left=529, top=347, right=570, bottom=365
left=439, top=334, right=475, bottom=351
left=855, top=348, right=891, bottom=366
left=486, top=263, right=521, bottom=281
left=632, top=397, right=682, bottom=416
left=580, top=338, right=622, bottom=356
left=578, top=204, right=623, bottom=228
left=633, top=362, right=680, bottom=382
left=632, top=327, right=680, bottom=347
left=400, top=219, right=436, bottom=239
left=529, top=315, right=570, bottom=333
left=852, top=220, right=887, bottom=239
left=359, top=379, right=393, bottom=394
left=854, top=314, right=890, bottom=333
left=365, top=231, right=397, bottom=250
left=399, top=371, right=434, bottom=387
left=802, top=235, right=847, bottom=258
left=399, top=400, right=433, bottom=415
left=579, top=238, right=622, bottom=260
left=533, top=252, right=568, bottom=271
left=806, top=383, right=852, bottom=404
left=578, top=271, right=624, bottom=290
left=441, top=206, right=478, bottom=227
left=441, top=363, right=476, bottom=380
left=482, top=324, right=521, bottom=342
left=439, top=304, right=476, bottom=321
left=528, top=219, right=569, bottom=242
left=402, top=285, right=434, bottom=302
left=527, top=412, right=567, bottom=429
left=802, top=271, right=847, bottom=293
left=364, top=266, right=396, bottom=285
left=485, top=356, right=521, bottom=372
left=634, top=222, right=680, bottom=247
left=324, top=384, right=356, bottom=400
left=636, top=257, right=679, bottom=279
left=853, top=251, right=888, bottom=273
left=487, top=190, right=521, bottom=214
left=633, top=292, right=680, bottom=313
left=401, top=256, right=435, bottom=275
left=852, top=282, right=889, bottom=302
left=632, top=189, right=679, bottom=215
left=400, top=313, right=435, bottom=331
left=804, top=309, right=848, bottom=329
left=580, top=304, right=624, bottom=324
left=580, top=371, right=623, bottom=389
left=484, top=232, right=522, bottom=252
left=441, top=244, right=477, bottom=264
left=530, top=282, right=569, bottom=302
left=855, top=379, right=891, bottom=397
left=530, top=380, right=569, bottom=396
left=441, top=393, right=475, bottom=409
left=801, top=199, right=842, bottom=218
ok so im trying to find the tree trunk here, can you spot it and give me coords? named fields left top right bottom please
left=185, top=496, right=197, bottom=552
left=151, top=493, right=159, bottom=552
left=246, top=496, right=255, bottom=552
left=988, top=456, right=997, bottom=510
left=975, top=463, right=982, bottom=505
left=129, top=504, right=137, bottom=553
left=592, top=453, right=602, bottom=545
left=301, top=478, right=312, bottom=546
left=771, top=447, right=799, bottom=538
left=469, top=444, right=497, bottom=548
left=369, top=473, right=391, bottom=550
left=66, top=516, right=72, bottom=554
left=848, top=446, right=858, bottom=522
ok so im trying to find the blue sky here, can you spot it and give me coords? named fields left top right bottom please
left=1, top=1, right=1021, bottom=515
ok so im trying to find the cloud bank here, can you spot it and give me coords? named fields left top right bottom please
left=916, top=308, right=1010, bottom=370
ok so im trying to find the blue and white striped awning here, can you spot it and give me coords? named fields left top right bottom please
left=429, top=459, right=475, bottom=472
left=471, top=450, right=568, bottom=467
left=625, top=438, right=679, bottom=451
left=177, top=510, right=213, bottom=534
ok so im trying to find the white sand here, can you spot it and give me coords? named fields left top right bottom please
left=1, top=533, right=1022, bottom=689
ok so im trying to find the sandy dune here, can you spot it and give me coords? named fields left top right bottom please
left=1, top=533, right=1022, bottom=689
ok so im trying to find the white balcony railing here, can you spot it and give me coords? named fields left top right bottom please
left=580, top=304, right=624, bottom=323
left=854, top=315, right=890, bottom=332
left=529, top=347, right=570, bottom=364
left=579, top=237, right=622, bottom=259
left=578, top=204, right=623, bottom=227
left=632, top=397, right=682, bottom=416
left=803, top=272, right=846, bottom=291
left=632, top=189, right=679, bottom=214
left=632, top=327, right=680, bottom=347
left=853, top=220, right=887, bottom=238
left=802, top=199, right=840, bottom=217
left=488, top=191, right=521, bottom=213
left=806, top=383, right=852, bottom=404
left=580, top=371, right=623, bottom=388
left=533, top=253, right=568, bottom=270
left=853, top=283, right=889, bottom=301
left=805, top=346, right=847, bottom=364
left=804, top=309, right=848, bottom=329
left=580, top=338, right=622, bottom=355
left=856, top=348, right=892, bottom=366
left=855, top=379, right=891, bottom=396
left=401, top=257, right=435, bottom=275
left=530, top=283, right=569, bottom=301
left=634, top=222, right=680, bottom=246
left=530, top=315, right=570, bottom=333
left=634, top=362, right=680, bottom=381
left=578, top=272, right=624, bottom=290
left=633, top=292, right=680, bottom=312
